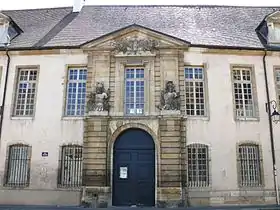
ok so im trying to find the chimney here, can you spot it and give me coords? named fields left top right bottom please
left=73, top=0, right=85, bottom=13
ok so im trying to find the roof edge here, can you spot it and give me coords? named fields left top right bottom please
left=190, top=44, right=265, bottom=51
left=0, top=44, right=267, bottom=52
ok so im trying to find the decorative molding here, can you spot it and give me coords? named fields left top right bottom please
left=111, top=35, right=159, bottom=55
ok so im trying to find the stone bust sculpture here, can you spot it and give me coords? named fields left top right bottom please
left=157, top=81, right=180, bottom=111
left=87, top=82, right=110, bottom=112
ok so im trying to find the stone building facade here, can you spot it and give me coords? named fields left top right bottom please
left=81, top=27, right=189, bottom=207
left=1, top=3, right=280, bottom=207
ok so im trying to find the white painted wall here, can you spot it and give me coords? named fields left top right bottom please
left=184, top=48, right=280, bottom=194
left=0, top=51, right=87, bottom=190
left=0, top=47, right=279, bottom=201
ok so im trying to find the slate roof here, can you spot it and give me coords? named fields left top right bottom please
left=2, top=7, right=72, bottom=48
left=2, top=5, right=280, bottom=49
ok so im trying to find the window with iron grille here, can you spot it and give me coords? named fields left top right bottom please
left=232, top=66, right=256, bottom=118
left=14, top=67, right=39, bottom=116
left=238, top=144, right=262, bottom=187
left=274, top=68, right=280, bottom=105
left=185, top=67, right=206, bottom=116
left=5, top=144, right=31, bottom=187
left=187, top=143, right=209, bottom=187
left=58, top=145, right=83, bottom=187
left=125, top=68, right=145, bottom=115
left=65, top=67, right=87, bottom=116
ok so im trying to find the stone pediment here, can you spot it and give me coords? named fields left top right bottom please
left=81, top=24, right=190, bottom=56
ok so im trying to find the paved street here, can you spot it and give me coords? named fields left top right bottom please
left=0, top=205, right=280, bottom=210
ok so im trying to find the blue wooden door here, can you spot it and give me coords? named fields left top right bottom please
left=112, top=128, right=155, bottom=206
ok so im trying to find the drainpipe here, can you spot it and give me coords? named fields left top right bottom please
left=0, top=48, right=10, bottom=142
left=263, top=50, right=280, bottom=205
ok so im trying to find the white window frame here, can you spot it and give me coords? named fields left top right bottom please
left=13, top=67, right=39, bottom=117
left=64, top=67, right=87, bottom=116
left=237, top=143, right=262, bottom=187
left=184, top=66, right=206, bottom=117
left=124, top=67, right=145, bottom=116
left=232, top=66, right=256, bottom=119
left=187, top=143, right=210, bottom=188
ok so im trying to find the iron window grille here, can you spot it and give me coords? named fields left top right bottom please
left=5, top=144, right=31, bottom=187
left=58, top=145, right=83, bottom=188
left=187, top=143, right=210, bottom=187
left=238, top=143, right=262, bottom=187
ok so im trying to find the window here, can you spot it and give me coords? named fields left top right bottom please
left=58, top=145, right=83, bottom=187
left=0, top=21, right=9, bottom=46
left=14, top=67, right=38, bottom=116
left=187, top=143, right=209, bottom=187
left=125, top=68, right=145, bottom=115
left=274, top=68, right=280, bottom=105
left=65, top=67, right=87, bottom=116
left=268, top=22, right=280, bottom=44
left=185, top=67, right=206, bottom=116
left=238, top=144, right=262, bottom=187
left=5, top=144, right=31, bottom=187
left=232, top=66, right=255, bottom=118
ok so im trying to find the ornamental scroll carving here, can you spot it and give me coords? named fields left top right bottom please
left=111, top=35, right=159, bottom=55
left=87, top=82, right=110, bottom=112
left=157, top=81, right=180, bottom=111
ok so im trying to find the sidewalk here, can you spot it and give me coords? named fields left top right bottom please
left=0, top=204, right=279, bottom=210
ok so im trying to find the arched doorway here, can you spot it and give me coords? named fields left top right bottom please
left=112, top=128, right=155, bottom=207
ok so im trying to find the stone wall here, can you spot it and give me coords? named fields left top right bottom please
left=157, top=115, right=186, bottom=207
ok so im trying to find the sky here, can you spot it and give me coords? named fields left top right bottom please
left=1, top=0, right=280, bottom=10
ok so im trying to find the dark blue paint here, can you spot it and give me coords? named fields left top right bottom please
left=113, top=128, right=155, bottom=207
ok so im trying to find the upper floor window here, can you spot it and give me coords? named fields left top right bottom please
left=125, top=68, right=145, bottom=115
left=0, top=13, right=22, bottom=46
left=232, top=66, right=256, bottom=119
left=14, top=67, right=39, bottom=117
left=268, top=22, right=280, bottom=44
left=58, top=145, right=83, bottom=188
left=65, top=67, right=87, bottom=116
left=5, top=144, right=31, bottom=187
left=187, top=143, right=210, bottom=188
left=237, top=143, right=262, bottom=187
left=0, top=20, right=9, bottom=46
left=185, top=66, right=206, bottom=116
